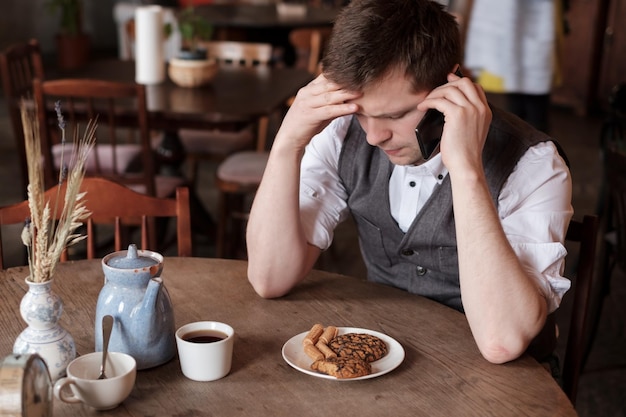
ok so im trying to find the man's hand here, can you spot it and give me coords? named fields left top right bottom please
left=276, top=74, right=361, bottom=151
left=417, top=72, right=492, bottom=175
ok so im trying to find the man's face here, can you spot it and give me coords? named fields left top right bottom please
left=347, top=69, right=431, bottom=166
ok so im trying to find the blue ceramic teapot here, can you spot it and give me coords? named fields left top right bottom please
left=95, top=244, right=175, bottom=370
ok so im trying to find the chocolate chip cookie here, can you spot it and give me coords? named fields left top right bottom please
left=329, top=333, right=388, bottom=363
left=311, top=357, right=372, bottom=379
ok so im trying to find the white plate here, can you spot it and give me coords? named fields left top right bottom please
left=281, top=327, right=405, bottom=381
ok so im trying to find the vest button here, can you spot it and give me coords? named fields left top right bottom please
left=416, top=266, right=427, bottom=275
left=401, top=249, right=414, bottom=256
left=409, top=181, right=416, bottom=187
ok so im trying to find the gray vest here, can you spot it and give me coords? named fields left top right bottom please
left=338, top=106, right=556, bottom=312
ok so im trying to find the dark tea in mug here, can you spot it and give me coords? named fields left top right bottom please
left=182, top=330, right=228, bottom=344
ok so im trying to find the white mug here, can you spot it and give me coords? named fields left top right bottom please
left=176, top=321, right=234, bottom=381
left=53, top=352, right=136, bottom=410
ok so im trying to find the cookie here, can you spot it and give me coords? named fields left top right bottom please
left=329, top=333, right=388, bottom=362
left=303, top=323, right=324, bottom=346
left=311, top=357, right=372, bottom=379
left=303, top=343, right=324, bottom=361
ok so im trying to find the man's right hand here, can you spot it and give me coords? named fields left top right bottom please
left=275, top=74, right=361, bottom=151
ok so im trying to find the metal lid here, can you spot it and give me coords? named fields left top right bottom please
left=0, top=353, right=52, bottom=417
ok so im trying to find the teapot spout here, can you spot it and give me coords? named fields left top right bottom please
left=142, top=277, right=163, bottom=311
left=127, top=276, right=176, bottom=369
left=130, top=277, right=165, bottom=341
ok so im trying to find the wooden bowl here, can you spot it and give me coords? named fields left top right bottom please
left=168, top=58, right=218, bottom=88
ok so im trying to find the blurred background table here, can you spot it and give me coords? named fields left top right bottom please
left=49, top=58, right=312, bottom=170
left=50, top=58, right=312, bottom=130
left=0, top=258, right=578, bottom=417
left=195, top=3, right=340, bottom=29
left=194, top=3, right=341, bottom=66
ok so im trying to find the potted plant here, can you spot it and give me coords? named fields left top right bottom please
left=167, top=5, right=217, bottom=87
left=176, top=5, right=214, bottom=60
left=44, top=0, right=90, bottom=70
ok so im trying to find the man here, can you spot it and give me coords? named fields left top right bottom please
left=246, top=0, right=573, bottom=365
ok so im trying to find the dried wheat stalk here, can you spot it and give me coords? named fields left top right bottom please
left=19, top=99, right=96, bottom=283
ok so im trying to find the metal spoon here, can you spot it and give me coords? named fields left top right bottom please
left=98, top=315, right=114, bottom=380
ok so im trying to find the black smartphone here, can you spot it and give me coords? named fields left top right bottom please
left=415, top=108, right=445, bottom=160
left=414, top=68, right=463, bottom=160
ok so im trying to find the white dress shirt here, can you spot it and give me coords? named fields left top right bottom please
left=299, top=116, right=573, bottom=312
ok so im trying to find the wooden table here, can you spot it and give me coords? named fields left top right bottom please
left=0, top=258, right=578, bottom=416
left=194, top=4, right=340, bottom=29
left=52, top=59, right=313, bottom=131
left=51, top=59, right=313, bottom=172
left=194, top=4, right=341, bottom=66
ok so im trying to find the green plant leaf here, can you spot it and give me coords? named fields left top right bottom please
left=44, top=0, right=83, bottom=36
left=177, top=6, right=214, bottom=52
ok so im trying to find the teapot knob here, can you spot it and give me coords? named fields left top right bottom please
left=127, top=244, right=138, bottom=259
left=103, top=244, right=161, bottom=269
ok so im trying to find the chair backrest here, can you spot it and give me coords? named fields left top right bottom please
left=0, top=39, right=45, bottom=196
left=199, top=40, right=273, bottom=150
left=200, top=41, right=273, bottom=68
left=32, top=78, right=158, bottom=197
left=0, top=177, right=192, bottom=269
left=289, top=27, right=332, bottom=75
left=561, top=214, right=600, bottom=404
left=602, top=143, right=626, bottom=273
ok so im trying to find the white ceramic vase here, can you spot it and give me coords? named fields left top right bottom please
left=13, top=278, right=76, bottom=382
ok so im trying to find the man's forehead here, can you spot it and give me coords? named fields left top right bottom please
left=347, top=78, right=429, bottom=118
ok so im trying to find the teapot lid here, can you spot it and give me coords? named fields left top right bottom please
left=106, top=244, right=159, bottom=269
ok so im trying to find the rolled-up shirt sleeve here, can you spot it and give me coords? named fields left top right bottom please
left=299, top=118, right=574, bottom=313
left=499, top=141, right=574, bottom=312
left=299, top=117, right=352, bottom=250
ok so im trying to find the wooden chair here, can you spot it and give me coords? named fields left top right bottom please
left=214, top=133, right=270, bottom=258
left=289, top=27, right=332, bottom=75
left=561, top=214, right=600, bottom=405
left=576, top=147, right=626, bottom=394
left=0, top=39, right=45, bottom=197
left=32, top=78, right=185, bottom=199
left=212, top=33, right=327, bottom=258
left=597, top=84, right=626, bottom=301
left=178, top=41, right=273, bottom=190
left=599, top=147, right=626, bottom=297
left=0, top=177, right=192, bottom=269
left=579, top=85, right=626, bottom=391
left=602, top=145, right=626, bottom=282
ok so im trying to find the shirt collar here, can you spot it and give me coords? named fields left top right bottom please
left=400, top=153, right=448, bottom=183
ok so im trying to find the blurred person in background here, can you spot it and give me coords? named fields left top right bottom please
left=461, top=0, right=566, bottom=133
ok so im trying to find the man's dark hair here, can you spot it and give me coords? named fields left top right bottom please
left=322, top=0, right=461, bottom=92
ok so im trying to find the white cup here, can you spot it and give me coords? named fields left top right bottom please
left=53, top=352, right=136, bottom=410
left=175, top=321, right=234, bottom=381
